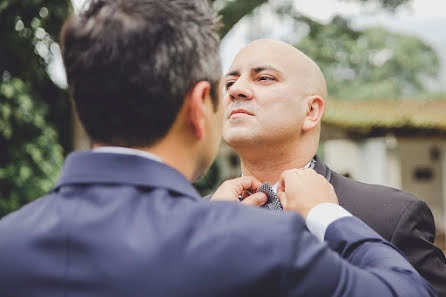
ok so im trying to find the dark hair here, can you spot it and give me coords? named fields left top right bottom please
left=61, top=0, right=221, bottom=147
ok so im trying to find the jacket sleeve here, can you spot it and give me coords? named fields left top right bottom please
left=281, top=216, right=437, bottom=297
left=390, top=199, right=446, bottom=297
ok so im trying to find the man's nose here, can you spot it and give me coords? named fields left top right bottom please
left=228, top=79, right=253, bottom=101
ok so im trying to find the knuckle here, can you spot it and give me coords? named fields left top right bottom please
left=221, top=180, right=231, bottom=188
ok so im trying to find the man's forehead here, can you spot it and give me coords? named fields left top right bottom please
left=228, top=41, right=300, bottom=75
left=225, top=39, right=328, bottom=98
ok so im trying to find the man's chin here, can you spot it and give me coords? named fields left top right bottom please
left=223, top=134, right=255, bottom=149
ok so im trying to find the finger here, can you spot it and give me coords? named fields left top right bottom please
left=276, top=177, right=285, bottom=193
left=241, top=190, right=253, bottom=199
left=241, top=192, right=267, bottom=206
left=279, top=169, right=297, bottom=185
left=276, top=180, right=284, bottom=194
left=277, top=191, right=287, bottom=209
left=277, top=169, right=295, bottom=193
left=209, top=194, right=239, bottom=202
left=235, top=176, right=264, bottom=193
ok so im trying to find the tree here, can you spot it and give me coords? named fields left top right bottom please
left=1, top=0, right=72, bottom=149
left=0, top=78, right=63, bottom=216
left=0, top=0, right=71, bottom=217
left=215, top=0, right=412, bottom=39
left=295, top=17, right=439, bottom=99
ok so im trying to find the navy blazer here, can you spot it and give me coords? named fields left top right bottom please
left=0, top=152, right=436, bottom=297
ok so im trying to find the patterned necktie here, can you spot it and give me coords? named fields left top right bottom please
left=257, top=182, right=283, bottom=211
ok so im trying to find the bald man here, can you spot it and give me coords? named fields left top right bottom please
left=221, top=39, right=446, bottom=296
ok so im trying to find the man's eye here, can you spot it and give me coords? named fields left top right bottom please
left=258, top=76, right=274, bottom=81
left=225, top=81, right=235, bottom=89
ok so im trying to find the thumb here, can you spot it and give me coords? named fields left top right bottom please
left=277, top=191, right=287, bottom=209
left=241, top=192, right=267, bottom=207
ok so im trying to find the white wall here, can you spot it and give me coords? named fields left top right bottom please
left=323, top=137, right=402, bottom=188
left=359, top=138, right=388, bottom=186
left=323, top=139, right=360, bottom=180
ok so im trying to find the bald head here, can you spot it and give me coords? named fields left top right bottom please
left=231, top=39, right=327, bottom=100
left=223, top=39, right=326, bottom=179
left=223, top=38, right=327, bottom=151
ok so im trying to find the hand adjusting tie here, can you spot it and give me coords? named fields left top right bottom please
left=238, top=182, right=283, bottom=211
left=237, top=157, right=317, bottom=210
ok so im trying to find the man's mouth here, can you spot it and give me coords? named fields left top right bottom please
left=228, top=109, right=254, bottom=118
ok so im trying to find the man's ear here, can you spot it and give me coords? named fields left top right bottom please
left=302, top=96, right=325, bottom=132
left=188, top=81, right=211, bottom=140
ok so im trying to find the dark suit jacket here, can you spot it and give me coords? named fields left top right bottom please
left=0, top=152, right=436, bottom=297
left=313, top=155, right=446, bottom=296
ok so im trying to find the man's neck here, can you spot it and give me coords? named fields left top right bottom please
left=241, top=154, right=314, bottom=185
left=238, top=140, right=317, bottom=185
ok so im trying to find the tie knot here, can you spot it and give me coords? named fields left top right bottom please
left=257, top=182, right=283, bottom=211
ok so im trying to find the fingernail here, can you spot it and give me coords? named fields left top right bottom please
left=258, top=193, right=267, bottom=203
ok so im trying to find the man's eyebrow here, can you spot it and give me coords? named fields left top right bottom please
left=225, top=70, right=240, bottom=77
left=225, top=65, right=281, bottom=77
left=253, top=65, right=281, bottom=73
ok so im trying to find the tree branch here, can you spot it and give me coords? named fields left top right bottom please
left=218, top=0, right=268, bottom=39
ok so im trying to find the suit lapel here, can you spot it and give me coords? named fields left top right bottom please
left=313, top=155, right=332, bottom=182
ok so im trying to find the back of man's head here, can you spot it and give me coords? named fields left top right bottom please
left=61, top=0, right=221, bottom=147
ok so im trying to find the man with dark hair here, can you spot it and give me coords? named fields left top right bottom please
left=0, top=1, right=437, bottom=297
left=63, top=0, right=222, bottom=148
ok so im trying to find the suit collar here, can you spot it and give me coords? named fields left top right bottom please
left=314, top=155, right=332, bottom=182
left=53, top=151, right=200, bottom=199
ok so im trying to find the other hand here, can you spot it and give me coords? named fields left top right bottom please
left=211, top=176, right=267, bottom=207
left=277, top=168, right=338, bottom=218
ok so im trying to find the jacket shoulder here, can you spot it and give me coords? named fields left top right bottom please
left=330, top=171, right=419, bottom=241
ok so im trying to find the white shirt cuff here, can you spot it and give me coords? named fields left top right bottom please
left=306, top=203, right=353, bottom=242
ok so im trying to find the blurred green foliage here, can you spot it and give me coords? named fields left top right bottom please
left=193, top=159, right=221, bottom=196
left=0, top=78, right=63, bottom=216
left=296, top=17, right=440, bottom=99
left=0, top=0, right=72, bottom=150
left=0, top=0, right=71, bottom=217
left=214, top=0, right=411, bottom=38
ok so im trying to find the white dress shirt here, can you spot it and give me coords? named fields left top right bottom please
left=93, top=146, right=163, bottom=162
left=306, top=203, right=352, bottom=241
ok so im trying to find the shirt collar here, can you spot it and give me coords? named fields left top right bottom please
left=93, top=146, right=163, bottom=163
left=240, top=159, right=315, bottom=192
left=271, top=159, right=314, bottom=192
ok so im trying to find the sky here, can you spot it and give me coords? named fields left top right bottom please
left=220, top=0, right=446, bottom=65
left=66, top=0, right=446, bottom=90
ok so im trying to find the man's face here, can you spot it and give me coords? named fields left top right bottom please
left=222, top=41, right=309, bottom=148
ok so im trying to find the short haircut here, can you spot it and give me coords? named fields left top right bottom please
left=61, top=0, right=221, bottom=147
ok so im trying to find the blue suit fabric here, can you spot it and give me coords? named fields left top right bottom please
left=0, top=152, right=436, bottom=297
